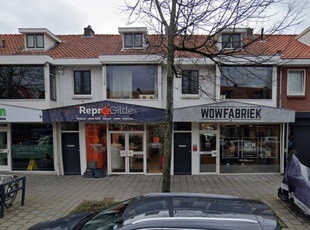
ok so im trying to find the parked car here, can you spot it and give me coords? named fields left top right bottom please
left=28, top=193, right=281, bottom=230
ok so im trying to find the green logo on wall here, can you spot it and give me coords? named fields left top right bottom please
left=0, top=108, right=6, bottom=120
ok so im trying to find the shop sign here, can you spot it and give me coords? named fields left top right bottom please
left=0, top=108, right=6, bottom=120
left=0, top=104, right=42, bottom=122
left=11, top=145, right=53, bottom=159
left=201, top=107, right=261, bottom=121
left=43, top=101, right=166, bottom=122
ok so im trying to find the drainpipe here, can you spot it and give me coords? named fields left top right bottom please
left=279, top=67, right=282, bottom=108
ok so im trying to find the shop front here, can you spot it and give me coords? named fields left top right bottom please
left=174, top=102, right=295, bottom=175
left=43, top=101, right=166, bottom=175
left=0, top=104, right=54, bottom=172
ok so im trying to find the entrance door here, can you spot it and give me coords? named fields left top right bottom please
left=199, top=132, right=217, bottom=173
left=110, top=132, right=144, bottom=174
left=174, top=133, right=191, bottom=175
left=0, top=131, right=9, bottom=171
left=62, top=133, right=81, bottom=175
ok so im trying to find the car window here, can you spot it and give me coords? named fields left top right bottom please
left=80, top=200, right=130, bottom=230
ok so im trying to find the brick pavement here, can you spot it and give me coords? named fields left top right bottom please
left=0, top=174, right=309, bottom=230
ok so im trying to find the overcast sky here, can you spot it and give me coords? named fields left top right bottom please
left=0, top=0, right=309, bottom=35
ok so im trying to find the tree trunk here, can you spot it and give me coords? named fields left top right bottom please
left=162, top=0, right=176, bottom=193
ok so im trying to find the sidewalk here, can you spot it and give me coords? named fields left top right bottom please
left=0, top=174, right=309, bottom=230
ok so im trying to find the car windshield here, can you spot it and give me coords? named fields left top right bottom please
left=80, top=200, right=130, bottom=230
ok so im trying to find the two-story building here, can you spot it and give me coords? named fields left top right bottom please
left=0, top=26, right=298, bottom=176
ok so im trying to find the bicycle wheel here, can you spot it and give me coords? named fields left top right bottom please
left=4, top=184, right=18, bottom=209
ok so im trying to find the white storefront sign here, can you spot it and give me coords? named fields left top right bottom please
left=0, top=104, right=42, bottom=122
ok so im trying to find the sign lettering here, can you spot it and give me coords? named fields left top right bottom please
left=201, top=107, right=261, bottom=121
left=0, top=108, right=6, bottom=120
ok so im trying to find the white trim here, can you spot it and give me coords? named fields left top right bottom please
left=287, top=69, right=306, bottom=96
left=99, top=55, right=162, bottom=64
left=18, top=28, right=62, bottom=43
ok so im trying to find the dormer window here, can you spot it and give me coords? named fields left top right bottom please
left=26, top=34, right=44, bottom=49
left=124, top=33, right=143, bottom=48
left=118, top=27, right=149, bottom=50
left=222, top=33, right=241, bottom=49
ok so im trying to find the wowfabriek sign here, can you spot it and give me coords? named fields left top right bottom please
left=201, top=107, right=262, bottom=121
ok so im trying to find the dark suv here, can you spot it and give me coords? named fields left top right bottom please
left=28, top=193, right=281, bottom=230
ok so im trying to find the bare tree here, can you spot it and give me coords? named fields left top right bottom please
left=124, top=0, right=307, bottom=192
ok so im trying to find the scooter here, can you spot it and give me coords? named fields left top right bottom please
left=278, top=155, right=310, bottom=216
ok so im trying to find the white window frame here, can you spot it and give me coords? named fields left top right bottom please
left=221, top=33, right=241, bottom=49
left=287, top=69, right=306, bottom=96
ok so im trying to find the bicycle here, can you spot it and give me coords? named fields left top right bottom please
left=0, top=175, right=18, bottom=209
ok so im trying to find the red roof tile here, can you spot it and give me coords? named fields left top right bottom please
left=1, top=33, right=310, bottom=59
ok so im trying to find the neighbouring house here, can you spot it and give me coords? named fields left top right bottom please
left=2, top=25, right=309, bottom=176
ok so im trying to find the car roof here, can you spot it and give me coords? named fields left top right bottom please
left=119, top=193, right=276, bottom=230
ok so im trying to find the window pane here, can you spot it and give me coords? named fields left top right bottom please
left=0, top=66, right=45, bottom=99
left=107, top=65, right=157, bottom=99
left=26, top=35, right=35, bottom=48
left=74, top=71, right=91, bottom=95
left=124, top=34, right=132, bottom=48
left=36, top=34, right=44, bottom=48
left=50, top=66, right=56, bottom=101
left=134, top=33, right=142, bottom=47
left=182, top=70, right=199, bottom=94
left=11, top=124, right=54, bottom=171
left=232, top=34, right=241, bottom=48
left=220, top=124, right=280, bottom=173
left=222, top=34, right=231, bottom=48
left=220, top=66, right=272, bottom=99
left=288, top=71, right=303, bottom=94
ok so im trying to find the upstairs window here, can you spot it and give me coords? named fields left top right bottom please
left=50, top=66, right=56, bottom=101
left=74, top=71, right=91, bottom=95
left=0, top=65, right=45, bottom=99
left=182, top=70, right=199, bottom=94
left=124, top=33, right=143, bottom=48
left=287, top=70, right=305, bottom=96
left=26, top=34, right=44, bottom=48
left=107, top=65, right=158, bottom=99
left=222, top=33, right=241, bottom=49
left=221, top=66, right=272, bottom=99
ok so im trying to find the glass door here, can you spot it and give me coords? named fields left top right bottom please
left=0, top=131, right=9, bottom=170
left=199, top=132, right=217, bottom=173
left=110, top=132, right=145, bottom=174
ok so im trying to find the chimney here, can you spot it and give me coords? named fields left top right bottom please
left=1, top=40, right=5, bottom=48
left=83, top=25, right=95, bottom=37
left=246, top=28, right=253, bottom=37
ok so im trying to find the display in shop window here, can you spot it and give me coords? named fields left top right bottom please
left=221, top=138, right=239, bottom=159
left=241, top=137, right=258, bottom=158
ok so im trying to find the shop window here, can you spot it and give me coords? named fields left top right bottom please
left=11, top=124, right=54, bottom=171
left=61, top=122, right=79, bottom=131
left=287, top=70, right=305, bottom=96
left=182, top=70, right=199, bottom=94
left=109, top=124, right=144, bottom=131
left=85, top=124, right=107, bottom=170
left=147, top=124, right=165, bottom=173
left=0, top=65, right=45, bottom=99
left=74, top=71, right=91, bottom=95
left=107, top=65, right=158, bottom=99
left=174, top=122, right=191, bottom=131
left=199, top=123, right=217, bottom=130
left=220, top=124, right=280, bottom=173
left=220, top=66, right=272, bottom=99
left=50, top=65, right=56, bottom=101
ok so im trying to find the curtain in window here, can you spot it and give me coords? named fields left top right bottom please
left=111, top=67, right=132, bottom=98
